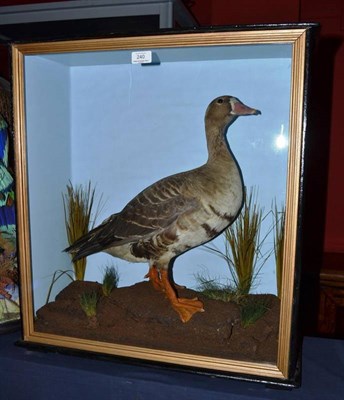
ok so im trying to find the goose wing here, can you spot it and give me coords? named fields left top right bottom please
left=66, top=174, right=199, bottom=260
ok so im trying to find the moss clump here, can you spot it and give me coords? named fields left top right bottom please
left=195, top=274, right=241, bottom=303
left=240, top=296, right=270, bottom=328
left=195, top=274, right=270, bottom=327
left=102, top=265, right=119, bottom=297
left=80, top=291, right=99, bottom=318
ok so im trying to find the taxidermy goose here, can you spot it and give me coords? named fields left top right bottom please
left=65, top=96, right=261, bottom=322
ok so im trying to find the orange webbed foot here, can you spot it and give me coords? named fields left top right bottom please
left=159, top=269, right=204, bottom=323
left=171, top=297, right=204, bottom=323
left=145, top=265, right=205, bottom=322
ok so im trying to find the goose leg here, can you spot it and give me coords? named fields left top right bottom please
left=145, top=265, right=185, bottom=290
left=144, top=265, right=164, bottom=291
left=160, top=270, right=204, bottom=323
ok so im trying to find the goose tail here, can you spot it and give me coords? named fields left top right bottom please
left=64, top=224, right=106, bottom=262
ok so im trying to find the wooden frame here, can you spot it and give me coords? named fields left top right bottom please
left=12, top=25, right=315, bottom=386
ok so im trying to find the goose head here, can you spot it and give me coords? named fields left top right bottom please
left=204, top=96, right=261, bottom=162
left=205, top=95, right=261, bottom=131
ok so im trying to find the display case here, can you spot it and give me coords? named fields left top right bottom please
left=11, top=24, right=316, bottom=386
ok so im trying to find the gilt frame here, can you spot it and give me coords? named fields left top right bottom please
left=12, top=25, right=315, bottom=385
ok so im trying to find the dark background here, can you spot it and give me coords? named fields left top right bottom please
left=1, top=0, right=343, bottom=337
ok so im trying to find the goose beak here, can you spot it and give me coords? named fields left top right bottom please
left=230, top=99, right=261, bottom=116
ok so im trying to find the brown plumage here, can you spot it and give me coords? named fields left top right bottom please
left=65, top=95, right=261, bottom=322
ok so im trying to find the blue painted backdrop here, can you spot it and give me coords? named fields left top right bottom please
left=25, top=44, right=291, bottom=310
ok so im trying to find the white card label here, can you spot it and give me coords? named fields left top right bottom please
left=131, top=51, right=152, bottom=64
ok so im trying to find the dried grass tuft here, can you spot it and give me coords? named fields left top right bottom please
left=205, top=187, right=270, bottom=296
left=273, top=201, right=285, bottom=299
left=63, top=181, right=102, bottom=280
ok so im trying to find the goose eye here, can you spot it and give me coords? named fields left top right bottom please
left=217, top=98, right=224, bottom=104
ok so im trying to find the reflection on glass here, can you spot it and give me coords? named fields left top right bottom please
left=274, top=124, right=288, bottom=151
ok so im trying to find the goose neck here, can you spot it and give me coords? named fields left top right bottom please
left=205, top=125, right=232, bottom=164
